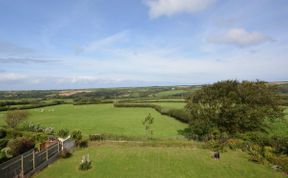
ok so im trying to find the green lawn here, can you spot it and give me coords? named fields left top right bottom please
left=34, top=142, right=285, bottom=178
left=0, top=104, right=187, bottom=139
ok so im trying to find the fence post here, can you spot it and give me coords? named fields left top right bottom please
left=32, top=150, right=35, bottom=170
left=21, top=155, right=24, bottom=177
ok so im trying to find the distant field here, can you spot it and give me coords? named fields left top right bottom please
left=153, top=89, right=189, bottom=97
left=34, top=142, right=284, bottom=178
left=0, top=104, right=187, bottom=139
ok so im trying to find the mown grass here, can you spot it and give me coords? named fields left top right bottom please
left=0, top=104, right=187, bottom=139
left=34, top=142, right=285, bottom=178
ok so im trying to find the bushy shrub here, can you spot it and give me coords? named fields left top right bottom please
left=247, top=144, right=266, bottom=164
left=6, top=129, right=23, bottom=139
left=89, top=134, right=103, bottom=141
left=270, top=136, right=288, bottom=155
left=225, top=138, right=244, bottom=150
left=60, top=148, right=72, bottom=158
left=79, top=140, right=88, bottom=148
left=270, top=155, right=288, bottom=173
left=57, top=128, right=69, bottom=138
left=263, top=146, right=274, bottom=160
left=0, top=139, right=8, bottom=150
left=21, top=122, right=54, bottom=134
left=7, top=137, right=35, bottom=156
left=0, top=129, right=6, bottom=139
left=71, top=130, right=82, bottom=146
left=79, top=154, right=91, bottom=170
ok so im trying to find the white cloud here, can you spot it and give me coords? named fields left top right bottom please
left=145, top=0, right=215, bottom=18
left=0, top=72, right=27, bottom=82
left=208, top=28, right=272, bottom=47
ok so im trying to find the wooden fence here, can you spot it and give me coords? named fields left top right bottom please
left=0, top=142, right=60, bottom=178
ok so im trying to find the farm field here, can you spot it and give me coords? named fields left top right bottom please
left=150, top=102, right=186, bottom=109
left=0, top=104, right=187, bottom=138
left=34, top=142, right=285, bottom=178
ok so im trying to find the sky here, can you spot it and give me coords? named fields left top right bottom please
left=0, top=0, right=287, bottom=90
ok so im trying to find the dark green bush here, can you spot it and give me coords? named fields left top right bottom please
left=79, top=154, right=92, bottom=170
left=6, top=129, right=23, bottom=139
left=0, top=129, right=7, bottom=139
left=60, top=148, right=72, bottom=158
left=0, top=139, right=9, bottom=150
left=271, top=155, right=288, bottom=173
left=79, top=140, right=88, bottom=148
left=7, top=137, right=35, bottom=156
left=71, top=130, right=82, bottom=146
left=89, top=134, right=103, bottom=141
left=57, top=128, right=69, bottom=138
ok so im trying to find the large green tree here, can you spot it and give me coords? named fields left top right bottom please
left=185, top=80, right=284, bottom=136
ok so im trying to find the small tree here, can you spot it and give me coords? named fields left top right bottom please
left=142, top=113, right=154, bottom=138
left=5, top=110, right=29, bottom=128
left=71, top=130, right=83, bottom=146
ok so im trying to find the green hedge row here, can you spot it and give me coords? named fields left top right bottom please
left=73, top=99, right=113, bottom=105
left=0, top=101, right=64, bottom=111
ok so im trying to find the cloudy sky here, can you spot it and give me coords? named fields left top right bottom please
left=0, top=0, right=287, bottom=90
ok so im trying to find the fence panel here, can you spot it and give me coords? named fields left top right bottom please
left=23, top=152, right=33, bottom=174
left=0, top=154, right=22, bottom=178
left=63, top=139, right=75, bottom=151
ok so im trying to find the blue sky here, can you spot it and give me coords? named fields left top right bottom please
left=0, top=0, right=287, bottom=90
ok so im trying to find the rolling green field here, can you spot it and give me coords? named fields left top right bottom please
left=0, top=104, right=187, bottom=138
left=34, top=142, right=285, bottom=178
left=150, top=102, right=186, bottom=109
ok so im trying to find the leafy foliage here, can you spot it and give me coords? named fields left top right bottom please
left=57, top=128, right=69, bottom=138
left=0, top=129, right=7, bottom=139
left=79, top=154, right=92, bottom=170
left=186, top=80, right=284, bottom=136
left=7, top=137, right=35, bottom=156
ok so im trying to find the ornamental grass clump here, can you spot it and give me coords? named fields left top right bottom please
left=79, top=154, right=92, bottom=170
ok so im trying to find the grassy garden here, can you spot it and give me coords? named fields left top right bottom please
left=34, top=142, right=285, bottom=178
